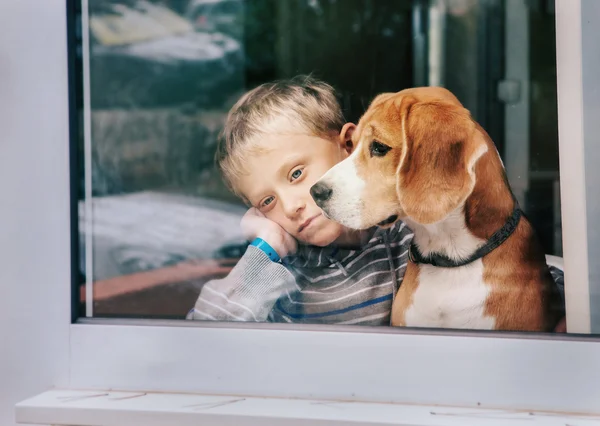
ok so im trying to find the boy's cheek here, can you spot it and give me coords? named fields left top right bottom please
left=264, top=212, right=297, bottom=237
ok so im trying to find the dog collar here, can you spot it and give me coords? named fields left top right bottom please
left=408, top=206, right=523, bottom=268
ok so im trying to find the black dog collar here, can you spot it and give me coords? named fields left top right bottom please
left=408, top=207, right=523, bottom=268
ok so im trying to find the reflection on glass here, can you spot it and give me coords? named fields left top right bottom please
left=77, top=0, right=566, bottom=332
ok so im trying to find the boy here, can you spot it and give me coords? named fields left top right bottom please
left=187, top=75, right=565, bottom=327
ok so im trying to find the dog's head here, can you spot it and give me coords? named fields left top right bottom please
left=310, top=87, right=489, bottom=229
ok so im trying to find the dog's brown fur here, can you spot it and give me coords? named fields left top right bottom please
left=349, top=87, right=563, bottom=331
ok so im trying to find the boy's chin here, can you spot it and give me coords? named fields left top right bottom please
left=298, top=234, right=337, bottom=247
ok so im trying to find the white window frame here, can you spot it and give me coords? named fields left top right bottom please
left=6, top=0, right=600, bottom=421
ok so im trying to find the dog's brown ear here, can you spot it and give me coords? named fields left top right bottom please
left=396, top=97, right=486, bottom=224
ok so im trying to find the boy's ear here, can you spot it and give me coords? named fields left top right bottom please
left=339, top=123, right=356, bottom=154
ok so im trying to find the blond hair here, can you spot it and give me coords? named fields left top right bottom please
left=216, top=75, right=345, bottom=199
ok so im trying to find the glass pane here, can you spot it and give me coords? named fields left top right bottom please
left=74, top=0, right=575, bottom=333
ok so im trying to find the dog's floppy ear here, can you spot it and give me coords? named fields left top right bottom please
left=396, top=96, right=487, bottom=224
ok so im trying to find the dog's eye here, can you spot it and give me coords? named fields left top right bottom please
left=369, top=141, right=391, bottom=157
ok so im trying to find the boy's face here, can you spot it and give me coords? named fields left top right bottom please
left=237, top=126, right=355, bottom=247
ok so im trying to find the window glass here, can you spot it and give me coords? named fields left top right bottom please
left=75, top=0, right=575, bottom=333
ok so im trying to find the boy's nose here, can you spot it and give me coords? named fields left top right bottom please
left=310, top=182, right=333, bottom=205
left=283, top=196, right=305, bottom=218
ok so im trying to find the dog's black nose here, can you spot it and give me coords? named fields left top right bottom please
left=310, top=182, right=333, bottom=203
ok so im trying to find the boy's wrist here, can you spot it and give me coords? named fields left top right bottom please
left=254, top=232, right=288, bottom=259
left=250, top=237, right=281, bottom=262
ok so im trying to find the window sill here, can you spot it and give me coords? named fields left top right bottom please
left=16, top=389, right=600, bottom=426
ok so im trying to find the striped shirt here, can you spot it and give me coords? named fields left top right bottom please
left=188, top=221, right=412, bottom=325
left=187, top=221, right=565, bottom=326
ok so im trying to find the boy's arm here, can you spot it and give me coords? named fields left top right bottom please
left=549, top=265, right=565, bottom=300
left=187, top=246, right=296, bottom=322
left=548, top=265, right=567, bottom=332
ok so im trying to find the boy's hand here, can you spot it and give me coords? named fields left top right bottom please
left=241, top=208, right=297, bottom=258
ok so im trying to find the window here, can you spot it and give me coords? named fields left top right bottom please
left=75, top=0, right=576, bottom=329
left=33, top=0, right=597, bottom=417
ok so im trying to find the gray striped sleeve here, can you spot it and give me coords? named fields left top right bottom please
left=187, top=246, right=296, bottom=322
left=549, top=265, right=565, bottom=302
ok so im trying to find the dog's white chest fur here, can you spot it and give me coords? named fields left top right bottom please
left=404, top=261, right=496, bottom=329
left=403, top=212, right=496, bottom=330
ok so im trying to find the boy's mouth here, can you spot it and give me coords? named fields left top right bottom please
left=298, top=213, right=322, bottom=233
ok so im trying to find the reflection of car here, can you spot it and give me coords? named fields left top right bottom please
left=186, top=0, right=243, bottom=40
left=79, top=191, right=246, bottom=281
left=78, top=191, right=248, bottom=319
left=213, top=240, right=249, bottom=260
left=88, top=0, right=243, bottom=108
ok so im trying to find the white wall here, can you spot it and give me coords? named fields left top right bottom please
left=0, top=1, right=71, bottom=425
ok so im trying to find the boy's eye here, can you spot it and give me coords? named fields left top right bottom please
left=290, top=168, right=303, bottom=181
left=261, top=196, right=274, bottom=207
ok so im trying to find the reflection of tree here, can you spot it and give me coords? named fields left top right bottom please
left=89, top=0, right=142, bottom=14
left=85, top=0, right=415, bottom=195
left=90, top=0, right=189, bottom=13
left=157, top=0, right=190, bottom=15
left=271, top=0, right=414, bottom=122
left=244, top=0, right=278, bottom=85
left=90, top=108, right=212, bottom=195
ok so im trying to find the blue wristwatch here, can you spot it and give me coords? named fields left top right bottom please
left=250, top=238, right=281, bottom=263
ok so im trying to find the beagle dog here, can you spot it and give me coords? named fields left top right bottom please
left=311, top=87, right=564, bottom=331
